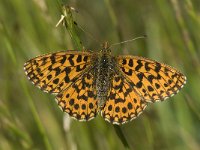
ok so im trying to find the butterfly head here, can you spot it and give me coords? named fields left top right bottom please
left=100, top=41, right=111, bottom=54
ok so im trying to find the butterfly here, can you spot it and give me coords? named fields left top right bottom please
left=24, top=42, right=186, bottom=125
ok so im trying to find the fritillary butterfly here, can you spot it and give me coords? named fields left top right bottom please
left=24, top=42, right=186, bottom=125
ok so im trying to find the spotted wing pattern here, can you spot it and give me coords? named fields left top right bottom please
left=116, top=56, right=187, bottom=103
left=56, top=70, right=98, bottom=121
left=24, top=51, right=91, bottom=94
left=101, top=72, right=147, bottom=125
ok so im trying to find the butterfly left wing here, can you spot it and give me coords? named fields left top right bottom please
left=24, top=51, right=92, bottom=94
left=101, top=72, right=147, bottom=125
left=116, top=56, right=186, bottom=103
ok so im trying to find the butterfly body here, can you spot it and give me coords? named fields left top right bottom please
left=24, top=43, right=186, bottom=125
left=94, top=48, right=115, bottom=107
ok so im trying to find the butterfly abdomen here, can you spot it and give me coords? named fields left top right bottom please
left=96, top=54, right=114, bottom=107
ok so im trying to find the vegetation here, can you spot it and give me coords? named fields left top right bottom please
left=0, top=0, right=200, bottom=149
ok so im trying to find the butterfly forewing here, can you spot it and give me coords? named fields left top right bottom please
left=116, top=56, right=186, bottom=103
left=101, top=72, right=147, bottom=125
left=24, top=51, right=92, bottom=94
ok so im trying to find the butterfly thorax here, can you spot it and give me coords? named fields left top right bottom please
left=95, top=48, right=114, bottom=107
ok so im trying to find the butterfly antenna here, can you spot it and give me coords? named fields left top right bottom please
left=110, top=35, right=147, bottom=48
left=75, top=22, right=101, bottom=45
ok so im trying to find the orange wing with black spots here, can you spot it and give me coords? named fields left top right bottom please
left=101, top=73, right=147, bottom=125
left=24, top=51, right=91, bottom=94
left=116, top=56, right=187, bottom=103
left=56, top=70, right=98, bottom=121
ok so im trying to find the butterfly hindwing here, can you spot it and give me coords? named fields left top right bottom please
left=116, top=56, right=186, bottom=102
left=56, top=70, right=98, bottom=121
left=24, top=51, right=92, bottom=94
left=101, top=72, right=147, bottom=125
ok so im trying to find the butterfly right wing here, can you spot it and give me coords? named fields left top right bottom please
left=24, top=51, right=92, bottom=94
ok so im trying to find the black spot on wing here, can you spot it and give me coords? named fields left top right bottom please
left=135, top=60, right=143, bottom=71
left=145, top=62, right=150, bottom=71
left=137, top=73, right=144, bottom=80
left=155, top=62, right=161, bottom=72
left=68, top=55, right=74, bottom=66
left=128, top=59, right=133, bottom=67
left=60, top=56, right=66, bottom=64
left=76, top=55, right=82, bottom=63
left=83, top=56, right=88, bottom=62
left=122, top=59, right=127, bottom=65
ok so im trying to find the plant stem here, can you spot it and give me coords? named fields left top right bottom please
left=61, top=5, right=83, bottom=50
left=114, top=125, right=130, bottom=150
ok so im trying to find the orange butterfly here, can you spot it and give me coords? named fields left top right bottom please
left=24, top=42, right=186, bottom=125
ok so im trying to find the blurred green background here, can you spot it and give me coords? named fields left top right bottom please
left=0, top=0, right=200, bottom=150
